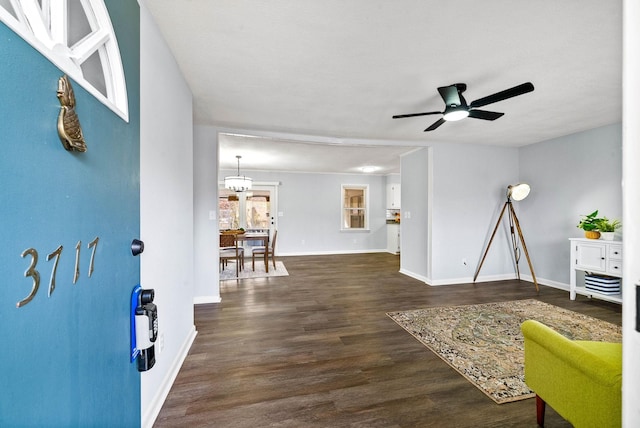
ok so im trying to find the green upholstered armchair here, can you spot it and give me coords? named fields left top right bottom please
left=521, top=319, right=622, bottom=428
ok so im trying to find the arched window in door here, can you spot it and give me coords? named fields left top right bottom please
left=0, top=0, right=129, bottom=121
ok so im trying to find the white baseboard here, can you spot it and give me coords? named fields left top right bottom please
left=142, top=326, right=197, bottom=428
left=520, top=274, right=569, bottom=292
left=277, top=249, right=387, bottom=256
left=398, top=269, right=519, bottom=286
left=423, top=274, right=567, bottom=289
left=395, top=268, right=568, bottom=288
left=398, top=268, right=430, bottom=283
left=464, top=273, right=519, bottom=284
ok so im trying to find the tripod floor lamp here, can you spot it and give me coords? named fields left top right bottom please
left=473, top=183, right=539, bottom=292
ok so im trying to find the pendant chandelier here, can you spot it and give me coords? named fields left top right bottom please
left=224, top=155, right=252, bottom=192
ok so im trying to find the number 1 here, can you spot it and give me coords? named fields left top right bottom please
left=74, top=241, right=81, bottom=284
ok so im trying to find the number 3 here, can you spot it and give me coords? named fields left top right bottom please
left=17, top=248, right=40, bottom=308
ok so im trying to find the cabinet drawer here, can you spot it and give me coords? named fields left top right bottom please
left=607, top=260, right=623, bottom=276
left=608, top=245, right=622, bottom=260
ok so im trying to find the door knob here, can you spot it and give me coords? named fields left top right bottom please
left=131, top=239, right=145, bottom=256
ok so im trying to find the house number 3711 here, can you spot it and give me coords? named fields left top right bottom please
left=17, top=237, right=99, bottom=308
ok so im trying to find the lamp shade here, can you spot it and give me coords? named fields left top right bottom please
left=507, top=183, right=530, bottom=201
left=224, top=175, right=252, bottom=192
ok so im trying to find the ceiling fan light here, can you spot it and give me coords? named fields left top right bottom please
left=443, top=109, right=469, bottom=121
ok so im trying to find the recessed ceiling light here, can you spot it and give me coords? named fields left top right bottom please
left=361, top=166, right=377, bottom=173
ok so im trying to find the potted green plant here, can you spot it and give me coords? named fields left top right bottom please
left=577, top=210, right=602, bottom=239
left=595, top=217, right=621, bottom=241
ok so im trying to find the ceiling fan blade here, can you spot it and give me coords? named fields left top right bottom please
left=392, top=111, right=442, bottom=119
left=424, top=118, right=446, bottom=132
left=437, top=85, right=462, bottom=106
left=469, top=82, right=534, bottom=108
left=468, top=109, right=505, bottom=121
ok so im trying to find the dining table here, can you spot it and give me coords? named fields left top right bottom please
left=235, top=232, right=270, bottom=273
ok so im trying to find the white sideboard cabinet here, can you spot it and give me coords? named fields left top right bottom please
left=569, top=238, right=622, bottom=304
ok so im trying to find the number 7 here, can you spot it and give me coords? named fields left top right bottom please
left=88, top=237, right=99, bottom=277
left=46, top=245, right=63, bottom=297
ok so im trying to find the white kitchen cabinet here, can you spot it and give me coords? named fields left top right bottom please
left=387, top=184, right=401, bottom=209
left=387, top=224, right=400, bottom=254
left=569, top=238, right=622, bottom=304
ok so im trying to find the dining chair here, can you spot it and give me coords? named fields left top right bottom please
left=252, top=230, right=277, bottom=271
left=219, top=233, right=244, bottom=275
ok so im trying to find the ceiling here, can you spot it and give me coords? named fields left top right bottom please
left=218, top=133, right=419, bottom=174
left=144, top=1, right=622, bottom=174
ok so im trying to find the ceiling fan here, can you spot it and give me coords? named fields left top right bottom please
left=392, top=82, right=534, bottom=131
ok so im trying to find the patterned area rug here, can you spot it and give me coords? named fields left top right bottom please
left=387, top=299, right=622, bottom=404
left=220, top=260, right=288, bottom=281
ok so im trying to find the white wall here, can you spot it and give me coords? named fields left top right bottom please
left=399, top=148, right=431, bottom=281
left=386, top=173, right=400, bottom=186
left=622, top=0, right=640, bottom=424
left=217, top=169, right=388, bottom=254
left=193, top=126, right=221, bottom=303
left=518, top=124, right=622, bottom=288
left=140, top=5, right=196, bottom=427
left=429, top=143, right=520, bottom=284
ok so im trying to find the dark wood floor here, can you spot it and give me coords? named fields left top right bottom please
left=154, top=253, right=621, bottom=427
